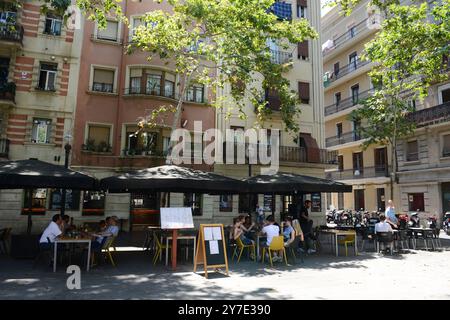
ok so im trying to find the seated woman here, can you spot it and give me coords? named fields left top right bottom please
left=282, top=217, right=296, bottom=247
left=233, top=215, right=255, bottom=246
left=98, top=220, right=107, bottom=232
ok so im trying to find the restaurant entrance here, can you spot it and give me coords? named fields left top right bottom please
left=130, top=192, right=160, bottom=231
left=442, top=182, right=450, bottom=214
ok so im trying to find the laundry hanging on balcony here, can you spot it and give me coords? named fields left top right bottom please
left=270, top=1, right=292, bottom=21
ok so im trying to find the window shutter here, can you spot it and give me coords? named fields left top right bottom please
left=93, top=69, right=114, bottom=85
left=298, top=0, right=307, bottom=7
left=88, top=126, right=110, bottom=144
left=97, top=20, right=118, bottom=40
left=266, top=89, right=281, bottom=111
left=298, top=82, right=310, bottom=103
left=297, top=40, right=309, bottom=59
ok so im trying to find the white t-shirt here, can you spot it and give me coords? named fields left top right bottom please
left=375, top=221, right=393, bottom=233
left=262, top=224, right=280, bottom=246
left=40, top=221, right=62, bottom=243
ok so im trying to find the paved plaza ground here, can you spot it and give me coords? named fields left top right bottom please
left=1, top=233, right=450, bottom=300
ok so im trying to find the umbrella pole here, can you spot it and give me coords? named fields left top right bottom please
left=27, top=189, right=32, bottom=235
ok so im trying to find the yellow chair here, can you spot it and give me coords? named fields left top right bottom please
left=338, top=234, right=356, bottom=256
left=152, top=234, right=170, bottom=265
left=232, top=237, right=256, bottom=263
left=102, top=236, right=117, bottom=267
left=261, top=236, right=288, bottom=267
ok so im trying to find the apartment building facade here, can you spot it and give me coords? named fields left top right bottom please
left=0, top=0, right=82, bottom=232
left=214, top=0, right=334, bottom=227
left=320, top=1, right=394, bottom=212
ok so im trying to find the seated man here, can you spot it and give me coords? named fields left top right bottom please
left=374, top=214, right=393, bottom=252
left=90, top=217, right=119, bottom=251
left=261, top=215, right=281, bottom=262
left=39, top=214, right=63, bottom=250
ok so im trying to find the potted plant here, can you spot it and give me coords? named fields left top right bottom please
left=98, top=141, right=108, bottom=153
left=86, top=138, right=95, bottom=151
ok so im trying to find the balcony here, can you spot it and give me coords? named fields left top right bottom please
left=0, top=138, right=10, bottom=158
left=407, top=101, right=450, bottom=128
left=123, top=88, right=205, bottom=104
left=122, top=147, right=167, bottom=157
left=270, top=1, right=292, bottom=21
left=270, top=49, right=293, bottom=65
left=0, top=24, right=23, bottom=45
left=0, top=82, right=15, bottom=104
left=322, top=18, right=379, bottom=57
left=223, top=142, right=338, bottom=165
left=326, top=165, right=390, bottom=180
left=325, top=89, right=373, bottom=117
left=323, top=57, right=371, bottom=88
left=326, top=131, right=363, bottom=148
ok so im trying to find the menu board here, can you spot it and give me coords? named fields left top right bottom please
left=160, top=207, right=194, bottom=229
left=311, top=193, right=322, bottom=212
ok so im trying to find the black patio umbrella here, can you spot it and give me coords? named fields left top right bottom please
left=244, top=172, right=353, bottom=194
left=0, top=159, right=98, bottom=234
left=100, top=165, right=247, bottom=194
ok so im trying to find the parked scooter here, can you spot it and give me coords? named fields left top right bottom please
left=443, top=212, right=450, bottom=235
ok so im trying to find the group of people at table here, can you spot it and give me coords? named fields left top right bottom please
left=38, top=214, right=119, bottom=258
left=232, top=200, right=317, bottom=262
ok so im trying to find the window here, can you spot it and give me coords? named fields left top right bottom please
left=82, top=191, right=105, bottom=215
left=92, top=68, right=114, bottom=93
left=282, top=195, right=293, bottom=213
left=146, top=74, right=162, bottom=96
left=354, top=189, right=365, bottom=210
left=85, top=125, right=111, bottom=152
left=298, top=81, right=310, bottom=104
left=31, top=118, right=51, bottom=144
left=348, top=25, right=356, bottom=38
left=130, top=192, right=158, bottom=209
left=164, top=73, right=176, bottom=98
left=126, top=129, right=158, bottom=154
left=184, top=193, right=202, bottom=216
left=408, top=193, right=424, bottom=212
left=238, top=194, right=257, bottom=213
left=219, top=195, right=233, bottom=212
left=336, top=123, right=343, bottom=138
left=162, top=136, right=171, bottom=155
left=377, top=188, right=385, bottom=212
left=297, top=41, right=309, bottom=60
left=38, top=63, right=57, bottom=91
left=406, top=140, right=419, bottom=161
left=353, top=152, right=363, bottom=175
left=334, top=62, right=340, bottom=77
left=263, top=194, right=275, bottom=212
left=97, top=20, right=118, bottom=41
left=186, top=84, right=205, bottom=103
left=351, top=84, right=360, bottom=105
left=338, top=192, right=344, bottom=210
left=130, top=77, right=141, bottom=94
left=443, top=134, right=450, bottom=157
left=442, top=88, right=450, bottom=104
left=297, top=5, right=307, bottom=18
left=49, top=189, right=80, bottom=210
left=374, top=147, right=387, bottom=173
left=349, top=52, right=358, bottom=71
left=22, top=189, right=47, bottom=215
left=407, top=99, right=416, bottom=111
left=44, top=13, right=62, bottom=36
left=338, top=155, right=344, bottom=171
left=335, top=92, right=341, bottom=106
left=0, top=11, right=17, bottom=24
left=353, top=119, right=361, bottom=140
left=326, top=193, right=332, bottom=210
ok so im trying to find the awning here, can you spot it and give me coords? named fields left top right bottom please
left=101, top=165, right=247, bottom=194
left=244, top=172, right=353, bottom=194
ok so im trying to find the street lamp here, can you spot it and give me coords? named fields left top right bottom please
left=60, top=134, right=72, bottom=216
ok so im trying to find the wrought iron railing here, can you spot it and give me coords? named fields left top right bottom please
left=326, top=165, right=390, bottom=180
left=323, top=57, right=371, bottom=87
left=407, top=101, right=450, bottom=128
left=0, top=24, right=23, bottom=43
left=326, top=131, right=363, bottom=148
left=324, top=89, right=373, bottom=116
left=270, top=49, right=293, bottom=64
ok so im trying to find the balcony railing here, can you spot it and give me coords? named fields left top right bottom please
left=92, top=83, right=114, bottom=93
left=270, top=49, right=293, bottom=64
left=122, top=147, right=168, bottom=157
left=326, top=131, right=363, bottom=148
left=124, top=88, right=205, bottom=103
left=0, top=82, right=16, bottom=103
left=223, top=142, right=338, bottom=165
left=0, top=24, right=23, bottom=43
left=323, top=57, right=371, bottom=87
left=407, top=101, right=450, bottom=128
left=0, top=138, right=10, bottom=158
left=326, top=165, right=390, bottom=180
left=270, top=1, right=292, bottom=21
left=323, top=18, right=378, bottom=57
left=324, top=89, right=373, bottom=116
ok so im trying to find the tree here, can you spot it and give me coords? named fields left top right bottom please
left=331, top=0, right=450, bottom=199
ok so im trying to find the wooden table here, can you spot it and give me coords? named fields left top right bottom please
left=320, top=229, right=357, bottom=257
left=54, top=238, right=91, bottom=272
left=164, top=234, right=196, bottom=266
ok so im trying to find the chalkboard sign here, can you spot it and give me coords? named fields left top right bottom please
left=194, top=224, right=229, bottom=278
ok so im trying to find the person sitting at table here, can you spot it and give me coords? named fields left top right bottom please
left=242, top=215, right=256, bottom=238
left=60, top=215, right=74, bottom=235
left=261, top=215, right=281, bottom=262
left=105, top=216, right=119, bottom=237
left=233, top=215, right=255, bottom=248
left=282, top=217, right=296, bottom=247
left=98, top=220, right=107, bottom=232
left=374, top=215, right=393, bottom=233
left=385, top=200, right=398, bottom=228
left=39, top=214, right=63, bottom=250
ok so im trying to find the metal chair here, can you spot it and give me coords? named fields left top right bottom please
left=286, top=235, right=304, bottom=264
left=33, top=237, right=53, bottom=269
left=232, top=237, right=256, bottom=263
left=152, top=232, right=170, bottom=265
left=101, top=236, right=117, bottom=267
left=338, top=234, right=356, bottom=256
left=416, top=229, right=435, bottom=251
left=432, top=228, right=442, bottom=250
left=397, top=229, right=410, bottom=251
left=375, top=232, right=394, bottom=255
left=359, top=226, right=376, bottom=252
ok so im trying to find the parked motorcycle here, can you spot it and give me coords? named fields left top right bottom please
left=442, top=212, right=450, bottom=235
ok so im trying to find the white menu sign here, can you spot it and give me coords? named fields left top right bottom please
left=160, top=207, right=194, bottom=229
